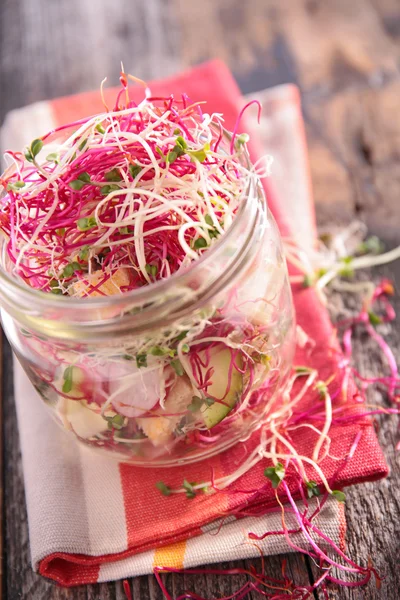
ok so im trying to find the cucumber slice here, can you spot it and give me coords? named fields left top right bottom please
left=199, top=346, right=243, bottom=428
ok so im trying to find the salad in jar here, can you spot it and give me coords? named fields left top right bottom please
left=0, top=73, right=295, bottom=464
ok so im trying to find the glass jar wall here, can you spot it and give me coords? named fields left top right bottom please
left=0, top=177, right=295, bottom=465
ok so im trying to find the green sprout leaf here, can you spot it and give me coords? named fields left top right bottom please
left=129, top=164, right=142, bottom=178
left=302, top=274, right=313, bottom=288
left=188, top=143, right=210, bottom=163
left=181, top=344, right=190, bottom=354
left=295, top=366, right=313, bottom=375
left=368, top=311, right=382, bottom=326
left=338, top=256, right=354, bottom=278
left=30, top=138, right=43, bottom=158
left=95, top=123, right=106, bottom=134
left=78, top=138, right=88, bottom=152
left=306, top=480, right=321, bottom=498
left=357, top=236, right=384, bottom=256
left=315, top=381, right=328, bottom=399
left=171, top=359, right=184, bottom=376
left=145, top=263, right=158, bottom=277
left=332, top=490, right=346, bottom=503
left=183, top=479, right=197, bottom=499
left=149, top=346, right=167, bottom=356
left=62, top=366, right=75, bottom=394
left=105, top=168, right=122, bottom=182
left=24, top=149, right=34, bottom=163
left=77, top=216, right=97, bottom=231
left=79, top=245, right=90, bottom=261
left=264, top=462, right=285, bottom=489
left=194, top=237, right=208, bottom=250
left=156, top=481, right=172, bottom=497
left=236, top=132, right=250, bottom=147
left=101, top=184, right=120, bottom=195
left=188, top=396, right=203, bottom=412
left=7, top=181, right=26, bottom=193
left=46, top=152, right=60, bottom=164
left=107, top=414, right=125, bottom=430
left=204, top=397, right=215, bottom=407
left=136, top=353, right=147, bottom=369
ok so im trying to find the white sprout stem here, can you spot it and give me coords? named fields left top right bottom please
left=312, top=390, right=332, bottom=463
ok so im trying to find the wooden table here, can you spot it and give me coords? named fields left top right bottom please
left=1, top=1, right=399, bottom=598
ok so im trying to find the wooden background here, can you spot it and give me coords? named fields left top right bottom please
left=1, top=0, right=400, bottom=598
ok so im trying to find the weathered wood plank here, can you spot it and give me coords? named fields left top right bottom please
left=1, top=0, right=400, bottom=598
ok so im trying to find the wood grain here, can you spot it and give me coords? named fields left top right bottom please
left=0, top=0, right=400, bottom=598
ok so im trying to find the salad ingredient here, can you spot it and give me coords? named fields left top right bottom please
left=198, top=346, right=243, bottom=428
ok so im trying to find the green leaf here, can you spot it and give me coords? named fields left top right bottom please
left=156, top=481, right=172, bottom=496
left=62, top=366, right=74, bottom=394
left=149, top=346, right=167, bottom=356
left=129, top=164, right=142, bottom=178
left=62, top=264, right=75, bottom=278
left=77, top=171, right=91, bottom=182
left=236, top=132, right=250, bottom=146
left=7, top=181, right=26, bottom=193
left=109, top=414, right=125, bottom=430
left=30, top=138, right=43, bottom=158
left=189, top=147, right=208, bottom=163
left=181, top=344, right=190, bottom=354
left=306, top=480, right=321, bottom=498
left=101, top=184, right=120, bottom=195
left=174, top=330, right=189, bottom=342
left=145, top=263, right=158, bottom=277
left=188, top=396, right=203, bottom=412
left=167, top=150, right=178, bottom=164
left=332, top=490, right=346, bottom=503
left=264, top=462, right=285, bottom=489
left=136, top=353, right=147, bottom=369
left=194, top=237, right=208, bottom=250
left=204, top=397, right=215, bottom=407
left=95, top=123, right=106, bottom=134
left=295, top=366, right=312, bottom=375
left=182, top=479, right=197, bottom=499
left=368, top=311, right=382, bottom=326
left=173, top=128, right=181, bottom=136
left=338, top=256, right=354, bottom=279
left=77, top=216, right=97, bottom=231
left=175, top=136, right=187, bottom=151
left=79, top=245, right=90, bottom=261
left=315, top=381, right=328, bottom=399
left=46, top=152, right=59, bottom=163
left=171, top=359, right=184, bottom=376
left=155, top=146, right=166, bottom=160
left=69, top=180, right=85, bottom=191
left=119, top=226, right=129, bottom=235
left=24, top=149, right=34, bottom=163
left=56, top=228, right=65, bottom=237
left=78, top=138, right=88, bottom=151
left=357, top=236, right=384, bottom=256
left=302, top=274, right=313, bottom=288
left=105, top=168, right=122, bottom=182
left=205, top=214, right=214, bottom=226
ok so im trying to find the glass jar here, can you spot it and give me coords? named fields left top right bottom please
left=0, top=172, right=295, bottom=466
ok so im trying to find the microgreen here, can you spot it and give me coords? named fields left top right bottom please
left=136, top=353, right=147, bottom=369
left=7, top=181, right=25, bottom=193
left=129, top=163, right=142, bottom=178
left=105, top=168, right=122, bottom=182
left=332, top=490, right=346, bottom=503
left=171, top=359, right=184, bottom=376
left=264, top=462, right=285, bottom=489
left=182, top=480, right=197, bottom=499
left=306, top=480, right=321, bottom=498
left=77, top=216, right=97, bottom=231
left=156, top=481, right=172, bottom=497
left=62, top=366, right=75, bottom=394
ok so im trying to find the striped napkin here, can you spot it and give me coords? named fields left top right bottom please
left=1, top=61, right=388, bottom=587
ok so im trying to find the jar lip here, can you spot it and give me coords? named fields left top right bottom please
left=0, top=171, right=262, bottom=311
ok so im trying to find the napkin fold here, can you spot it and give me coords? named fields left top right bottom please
left=1, top=60, right=388, bottom=587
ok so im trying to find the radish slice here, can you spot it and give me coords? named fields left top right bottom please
left=107, top=362, right=160, bottom=418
